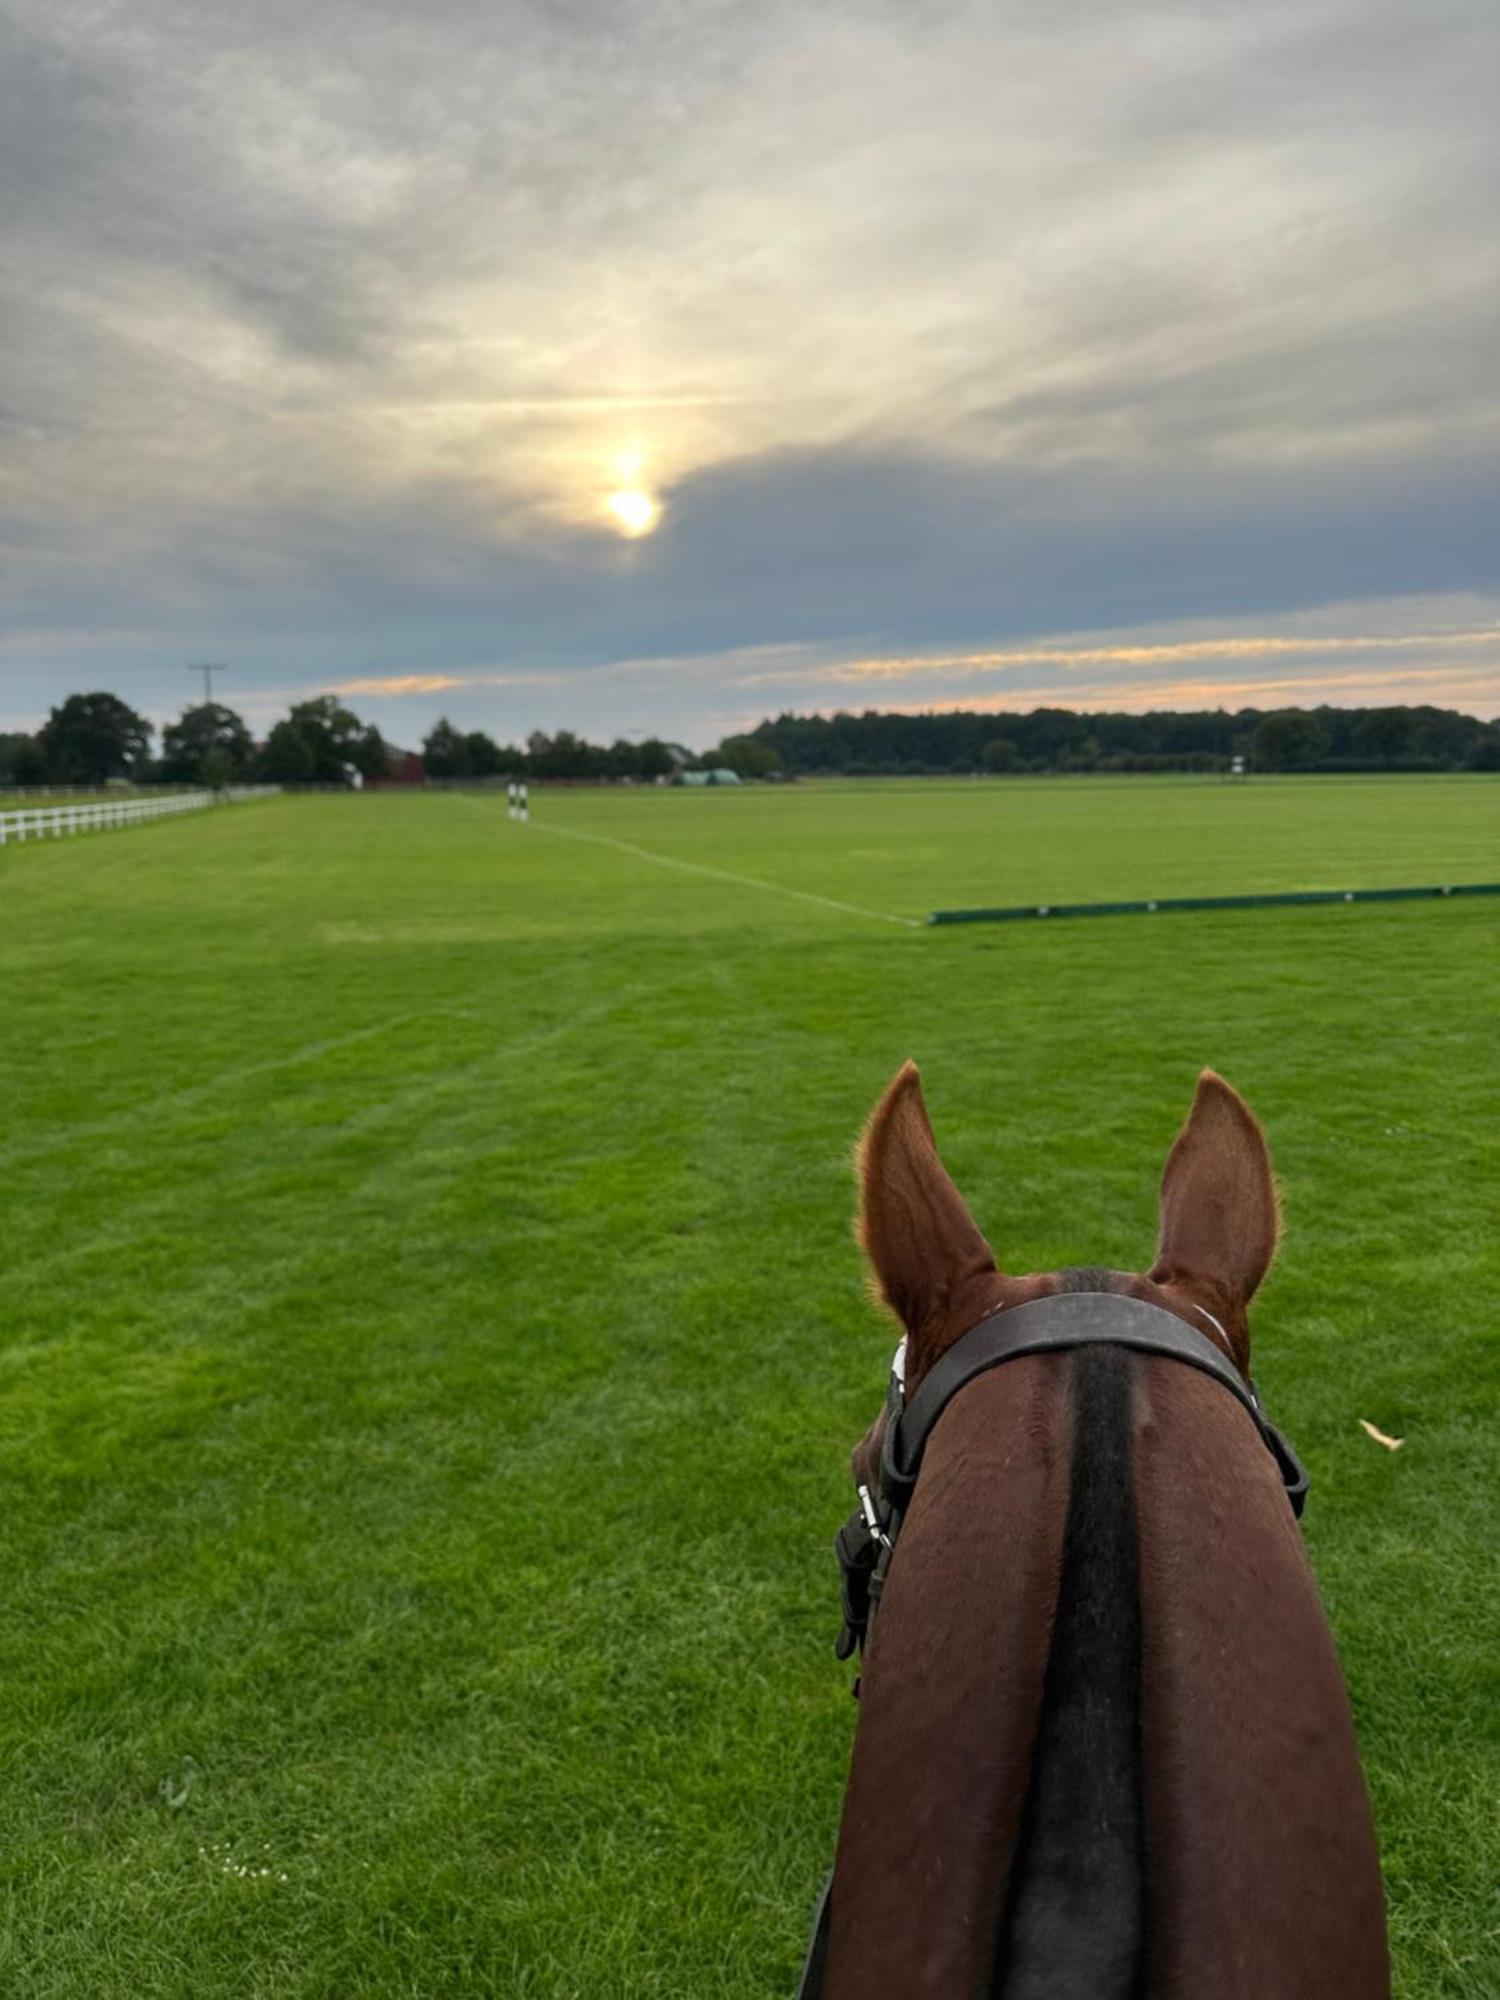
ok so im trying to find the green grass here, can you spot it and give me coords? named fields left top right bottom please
left=2, top=775, right=1497, bottom=1998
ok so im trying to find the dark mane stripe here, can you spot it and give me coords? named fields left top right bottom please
left=991, top=1342, right=1146, bottom=1999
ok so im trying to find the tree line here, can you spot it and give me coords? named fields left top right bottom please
left=420, top=719, right=684, bottom=782
left=420, top=702, right=1500, bottom=777
left=0, top=693, right=698, bottom=789
left=0, top=693, right=391, bottom=788
left=728, top=703, right=1500, bottom=775
left=2, top=689, right=1496, bottom=790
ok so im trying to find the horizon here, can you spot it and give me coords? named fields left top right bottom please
left=4, top=1, right=1497, bottom=746
left=8, top=682, right=1498, bottom=769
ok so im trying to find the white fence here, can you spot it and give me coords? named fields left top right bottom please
left=0, top=786, right=279, bottom=847
left=0, top=783, right=200, bottom=801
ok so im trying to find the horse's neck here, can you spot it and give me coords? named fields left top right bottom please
left=827, top=1360, right=1072, bottom=1997
left=824, top=1353, right=1387, bottom=2000
left=1134, top=1363, right=1387, bottom=1997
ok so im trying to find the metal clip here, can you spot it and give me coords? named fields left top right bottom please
left=857, top=1482, right=892, bottom=1550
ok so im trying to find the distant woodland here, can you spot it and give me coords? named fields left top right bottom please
left=3, top=694, right=1496, bottom=788
left=721, top=703, right=1500, bottom=776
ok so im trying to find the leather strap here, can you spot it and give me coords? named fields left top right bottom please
left=881, top=1291, right=1306, bottom=1517
left=794, top=1872, right=834, bottom=2000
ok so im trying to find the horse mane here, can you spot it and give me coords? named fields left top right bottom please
left=992, top=1291, right=1145, bottom=1998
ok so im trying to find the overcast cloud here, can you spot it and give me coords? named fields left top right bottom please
left=2, top=0, right=1496, bottom=746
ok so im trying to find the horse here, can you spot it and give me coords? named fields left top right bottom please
left=800, top=1064, right=1388, bottom=1999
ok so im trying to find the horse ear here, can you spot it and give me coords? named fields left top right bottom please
left=857, top=1062, right=997, bottom=1343
left=1151, top=1070, right=1279, bottom=1311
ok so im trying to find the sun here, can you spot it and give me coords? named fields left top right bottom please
left=605, top=487, right=661, bottom=538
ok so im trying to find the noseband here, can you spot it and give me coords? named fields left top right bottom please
left=800, top=1290, right=1309, bottom=1998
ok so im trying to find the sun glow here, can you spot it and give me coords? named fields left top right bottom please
left=605, top=486, right=661, bottom=537
left=602, top=446, right=662, bottom=537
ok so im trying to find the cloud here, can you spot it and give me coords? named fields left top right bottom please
left=278, top=594, right=1497, bottom=748
left=750, top=624, right=1500, bottom=688
left=1, top=0, right=1497, bottom=740
left=330, top=673, right=468, bottom=697
left=843, top=662, right=1500, bottom=717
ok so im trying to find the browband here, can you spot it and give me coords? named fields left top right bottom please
left=880, top=1290, right=1307, bottom=1518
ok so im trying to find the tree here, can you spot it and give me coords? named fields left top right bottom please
left=527, top=730, right=607, bottom=779
left=258, top=718, right=317, bottom=783
left=200, top=746, right=237, bottom=791
left=258, top=696, right=383, bottom=785
left=982, top=736, right=1020, bottom=772
left=1251, top=710, right=1330, bottom=771
left=422, top=717, right=472, bottom=779
left=159, top=702, right=254, bottom=785
left=1406, top=705, right=1470, bottom=767
left=636, top=738, right=675, bottom=780
left=1021, top=708, right=1088, bottom=767
left=1351, top=708, right=1414, bottom=764
left=714, top=734, right=784, bottom=778
left=34, top=692, right=152, bottom=784
left=0, top=733, right=38, bottom=784
left=466, top=730, right=522, bottom=776
left=349, top=720, right=388, bottom=781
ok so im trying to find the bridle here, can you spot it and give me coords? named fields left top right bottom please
left=799, top=1288, right=1309, bottom=1998
left=833, top=1288, right=1308, bottom=1664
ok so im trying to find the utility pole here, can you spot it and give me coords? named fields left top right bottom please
left=187, top=662, right=226, bottom=706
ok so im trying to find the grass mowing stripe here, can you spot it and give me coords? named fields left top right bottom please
left=516, top=811, right=923, bottom=928
left=0, top=1008, right=459, bottom=1171
left=5, top=974, right=684, bottom=1289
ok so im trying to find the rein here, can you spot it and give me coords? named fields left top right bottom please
left=801, top=1290, right=1309, bottom=1998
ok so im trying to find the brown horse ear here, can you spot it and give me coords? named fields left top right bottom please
left=1151, top=1070, right=1279, bottom=1310
left=857, top=1062, right=997, bottom=1343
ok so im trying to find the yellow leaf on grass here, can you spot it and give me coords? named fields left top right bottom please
left=1358, top=1419, right=1404, bottom=1451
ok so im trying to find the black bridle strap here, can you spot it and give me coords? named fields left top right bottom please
left=881, top=1290, right=1307, bottom=1518
left=795, top=1872, right=834, bottom=1999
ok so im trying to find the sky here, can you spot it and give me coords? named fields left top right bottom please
left=2, top=0, right=1497, bottom=751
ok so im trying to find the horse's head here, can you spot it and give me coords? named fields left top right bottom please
left=810, top=1066, right=1385, bottom=2000
left=848, top=1063, right=1280, bottom=1489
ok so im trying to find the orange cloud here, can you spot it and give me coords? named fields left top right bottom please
left=845, top=661, right=1500, bottom=716
left=737, top=625, right=1500, bottom=688
left=332, top=673, right=469, bottom=695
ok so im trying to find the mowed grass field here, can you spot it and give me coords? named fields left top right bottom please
left=3, top=774, right=1497, bottom=1998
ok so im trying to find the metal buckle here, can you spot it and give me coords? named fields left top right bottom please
left=857, top=1482, right=892, bottom=1550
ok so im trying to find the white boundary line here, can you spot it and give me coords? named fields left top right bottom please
left=524, top=818, right=921, bottom=929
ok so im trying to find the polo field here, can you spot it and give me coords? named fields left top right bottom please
left=3, top=773, right=1496, bottom=1997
